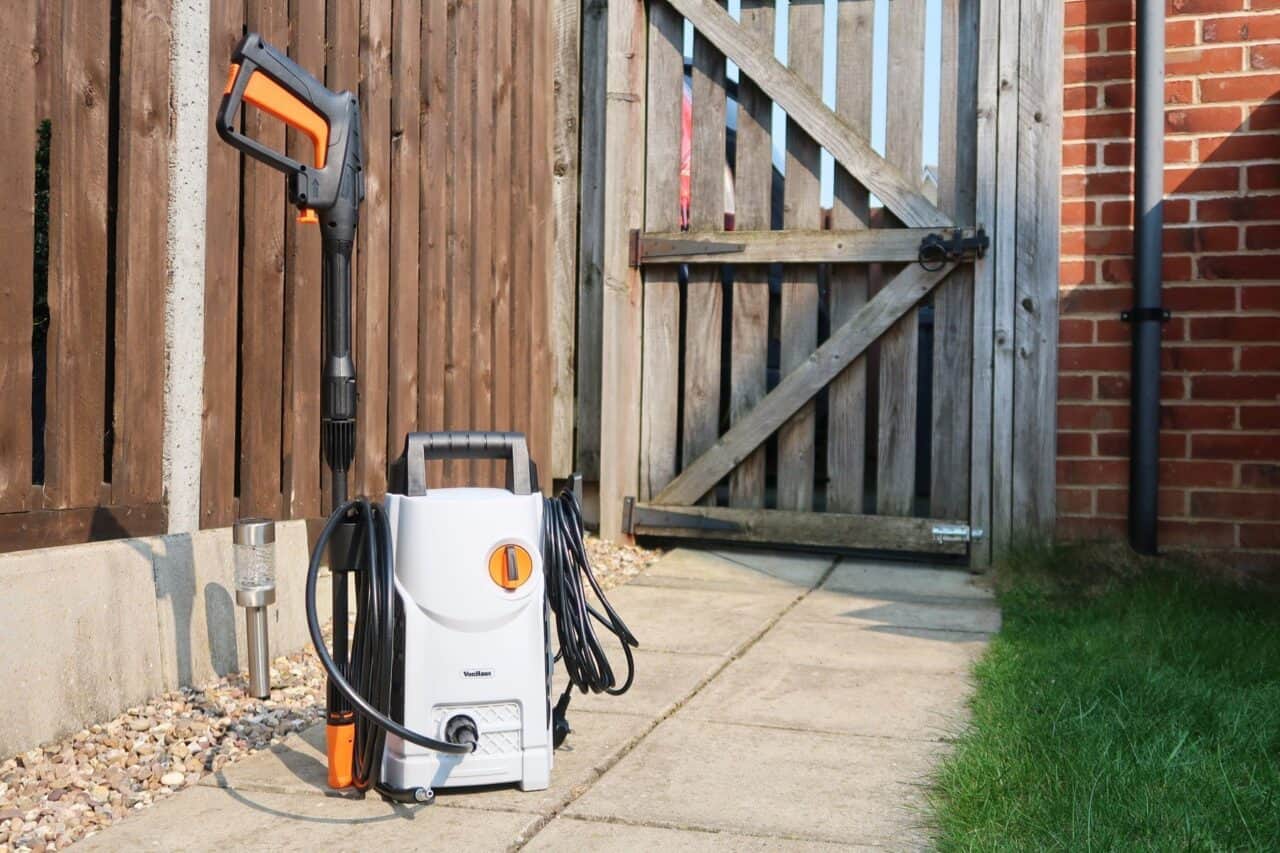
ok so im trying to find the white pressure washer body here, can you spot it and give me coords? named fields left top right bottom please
left=380, top=485, right=553, bottom=791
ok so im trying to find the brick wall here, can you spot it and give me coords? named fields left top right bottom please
left=1060, top=0, right=1280, bottom=570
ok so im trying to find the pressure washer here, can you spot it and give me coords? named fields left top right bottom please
left=216, top=34, right=636, bottom=803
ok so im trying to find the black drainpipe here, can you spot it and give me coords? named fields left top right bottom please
left=1128, top=0, right=1166, bottom=555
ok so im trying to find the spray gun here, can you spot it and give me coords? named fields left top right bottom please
left=215, top=33, right=364, bottom=789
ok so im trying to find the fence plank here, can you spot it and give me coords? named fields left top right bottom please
left=386, top=0, right=422, bottom=491
left=281, top=1, right=325, bottom=520
left=509, top=0, right=533, bottom=488
left=419, top=0, right=449, bottom=488
left=683, top=5, right=727, bottom=502
left=237, top=0, right=288, bottom=519
left=44, top=0, right=111, bottom=509
left=574, top=0, right=607, bottom=480
left=550, top=0, right=581, bottom=479
left=930, top=0, right=979, bottom=522
left=638, top=3, right=683, bottom=501
left=468, top=0, right=496, bottom=486
left=597, top=0, right=648, bottom=539
left=1012, top=0, right=1062, bottom=531
left=655, top=262, right=956, bottom=507
left=200, top=0, right=245, bottom=527
left=0, top=1, right=38, bottom=511
left=727, top=0, right=773, bottom=509
left=826, top=0, right=874, bottom=515
left=776, top=0, right=822, bottom=512
left=875, top=0, right=926, bottom=518
left=529, top=0, right=555, bottom=487
left=491, top=1, right=514, bottom=449
left=446, top=0, right=475, bottom=484
left=665, top=0, right=949, bottom=229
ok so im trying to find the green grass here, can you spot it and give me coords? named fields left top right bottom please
left=931, top=541, right=1280, bottom=851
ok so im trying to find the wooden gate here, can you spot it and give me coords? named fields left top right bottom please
left=595, top=0, right=1063, bottom=564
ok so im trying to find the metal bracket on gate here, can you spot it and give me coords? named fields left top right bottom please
left=622, top=497, right=742, bottom=536
left=931, top=523, right=985, bottom=544
left=629, top=229, right=743, bottom=266
left=917, top=228, right=990, bottom=272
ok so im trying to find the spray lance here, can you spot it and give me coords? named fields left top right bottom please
left=215, top=35, right=636, bottom=802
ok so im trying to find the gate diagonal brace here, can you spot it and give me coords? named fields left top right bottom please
left=918, top=228, right=989, bottom=271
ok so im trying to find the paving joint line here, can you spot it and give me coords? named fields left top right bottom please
left=507, top=554, right=842, bottom=852
left=555, top=809, right=896, bottom=848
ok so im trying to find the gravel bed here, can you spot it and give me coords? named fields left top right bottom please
left=0, top=534, right=661, bottom=851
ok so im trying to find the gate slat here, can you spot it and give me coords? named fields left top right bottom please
left=491, top=2, right=514, bottom=446
left=876, top=0, right=926, bottom=518
left=0, top=1, right=38, bottom=511
left=529, top=0, right=554, bottom=487
left=827, top=0, right=875, bottom=515
left=727, top=0, right=773, bottom=509
left=638, top=3, right=683, bottom=500
left=931, top=0, right=980, bottom=520
left=419, top=0, right=449, bottom=488
left=200, top=0, right=245, bottom=527
left=45, top=0, right=111, bottom=509
left=471, top=0, right=495, bottom=485
left=683, top=7, right=727, bottom=502
left=509, top=0, right=532, bottom=487
left=777, top=0, right=823, bottom=512
left=238, top=0, right=288, bottom=519
left=447, top=0, right=475, bottom=484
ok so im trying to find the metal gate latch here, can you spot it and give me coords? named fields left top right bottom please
left=918, top=228, right=990, bottom=271
left=932, top=524, right=985, bottom=544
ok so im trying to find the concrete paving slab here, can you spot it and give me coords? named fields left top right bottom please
left=524, top=815, right=865, bottom=851
left=630, top=548, right=832, bottom=595
left=823, top=560, right=991, bottom=602
left=76, top=785, right=534, bottom=852
left=790, top=589, right=1001, bottom=634
left=552, top=648, right=724, bottom=718
left=566, top=717, right=937, bottom=848
left=600, top=582, right=801, bottom=657
left=754, top=616, right=989, bottom=673
left=204, top=711, right=653, bottom=817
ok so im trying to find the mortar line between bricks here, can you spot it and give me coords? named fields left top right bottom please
left=505, top=555, right=842, bottom=852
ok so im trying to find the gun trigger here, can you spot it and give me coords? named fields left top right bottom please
left=297, top=208, right=319, bottom=225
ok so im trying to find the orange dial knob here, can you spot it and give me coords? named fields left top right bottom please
left=488, top=544, right=533, bottom=590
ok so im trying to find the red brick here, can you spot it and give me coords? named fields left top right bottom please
left=1062, top=142, right=1097, bottom=168
left=1060, top=345, right=1130, bottom=372
left=1190, top=315, right=1280, bottom=340
left=1250, top=105, right=1280, bottom=130
left=1200, top=73, right=1280, bottom=103
left=1203, top=14, right=1280, bottom=44
left=1163, top=226, right=1239, bottom=253
left=1058, top=458, right=1130, bottom=486
left=1095, top=319, right=1134, bottom=345
left=1164, top=345, right=1237, bottom=372
left=1166, top=166, right=1242, bottom=194
left=1065, top=112, right=1133, bottom=140
left=1240, top=346, right=1280, bottom=372
left=1060, top=260, right=1097, bottom=285
left=1258, top=0, right=1280, bottom=11
left=1167, top=46, right=1245, bottom=76
left=1065, top=54, right=1135, bottom=85
left=1198, top=195, right=1280, bottom=222
left=1096, top=431, right=1187, bottom=458
left=1160, top=520, right=1237, bottom=549
left=1190, top=374, right=1280, bottom=400
left=1246, top=225, right=1280, bottom=249
left=1241, top=406, right=1280, bottom=428
left=1057, top=487, right=1094, bottom=515
left=1240, top=523, right=1280, bottom=549
left=1161, top=460, right=1235, bottom=487
left=1063, top=85, right=1096, bottom=112
left=1199, top=133, right=1280, bottom=163
left=1065, top=0, right=1134, bottom=28
left=1059, top=404, right=1131, bottom=431
left=1098, top=198, right=1188, bottom=227
left=1102, top=80, right=1195, bottom=109
left=1086, top=171, right=1135, bottom=196
left=1059, top=318, right=1094, bottom=344
left=1088, top=228, right=1134, bottom=254
left=1168, top=0, right=1246, bottom=12
left=1058, top=374, right=1095, bottom=400
left=1198, top=254, right=1280, bottom=280
left=1191, top=490, right=1280, bottom=520
left=1166, top=375, right=1190, bottom=400
left=1098, top=374, right=1130, bottom=399
left=1167, top=106, right=1245, bottom=135
left=1065, top=28, right=1102, bottom=55
left=1059, top=432, right=1094, bottom=457
left=1096, top=487, right=1188, bottom=517
left=1100, top=256, right=1193, bottom=283
left=1162, top=404, right=1237, bottom=430
left=1163, top=285, right=1238, bottom=312
left=1248, top=164, right=1280, bottom=190
left=1241, top=285, right=1280, bottom=310
left=1101, top=140, right=1195, bottom=167
left=1060, top=286, right=1134, bottom=314
left=1241, top=462, right=1280, bottom=488
left=1057, top=516, right=1128, bottom=539
left=1251, top=44, right=1280, bottom=70
left=1192, top=432, right=1280, bottom=460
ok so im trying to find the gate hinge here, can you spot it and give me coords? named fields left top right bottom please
left=918, top=228, right=989, bottom=271
left=932, top=523, right=985, bottom=544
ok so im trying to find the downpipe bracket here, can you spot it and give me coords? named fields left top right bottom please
left=1120, top=307, right=1171, bottom=324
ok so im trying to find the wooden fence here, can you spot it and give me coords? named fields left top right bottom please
left=0, top=0, right=171, bottom=551
left=200, top=0, right=561, bottom=528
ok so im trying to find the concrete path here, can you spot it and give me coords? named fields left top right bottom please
left=80, top=548, right=997, bottom=851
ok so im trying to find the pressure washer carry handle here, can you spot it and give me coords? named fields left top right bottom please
left=400, top=431, right=537, bottom=496
left=215, top=32, right=363, bottom=229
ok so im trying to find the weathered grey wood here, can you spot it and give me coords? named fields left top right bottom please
left=1012, top=0, right=1062, bottom=532
left=969, top=0, right=1001, bottom=568
left=636, top=228, right=977, bottom=265
left=575, top=0, right=606, bottom=479
left=654, top=262, right=956, bottom=507
left=777, top=0, right=823, bottom=512
left=827, top=0, right=875, bottom=516
left=728, top=0, right=773, bottom=509
left=638, top=3, right=683, bottom=501
left=630, top=503, right=968, bottom=556
left=682, top=5, right=728, bottom=503
left=876, top=0, right=926, bottom=518
left=990, top=0, right=1020, bottom=555
left=930, top=0, right=979, bottom=521
left=598, top=0, right=648, bottom=540
left=550, top=0, right=581, bottom=478
left=664, top=0, right=951, bottom=229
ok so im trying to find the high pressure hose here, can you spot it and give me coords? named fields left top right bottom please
left=305, top=487, right=637, bottom=796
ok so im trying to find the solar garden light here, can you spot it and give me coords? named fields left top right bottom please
left=233, top=518, right=276, bottom=699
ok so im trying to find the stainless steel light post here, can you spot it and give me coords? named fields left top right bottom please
left=233, top=518, right=277, bottom=699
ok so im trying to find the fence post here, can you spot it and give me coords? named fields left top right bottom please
left=164, top=0, right=210, bottom=534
